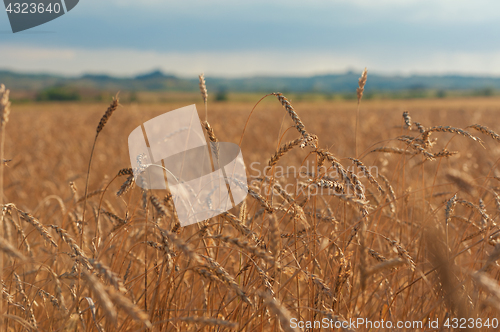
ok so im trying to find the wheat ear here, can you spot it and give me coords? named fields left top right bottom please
left=355, top=68, right=367, bottom=156
left=467, top=124, right=500, bottom=142
left=199, top=73, right=208, bottom=121
left=422, top=126, right=484, bottom=146
left=272, top=92, right=318, bottom=148
left=403, top=111, right=412, bottom=130
left=269, top=138, right=302, bottom=167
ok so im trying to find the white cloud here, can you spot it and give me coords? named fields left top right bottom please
left=2, top=46, right=76, bottom=61
left=1, top=44, right=500, bottom=77
left=80, top=0, right=500, bottom=24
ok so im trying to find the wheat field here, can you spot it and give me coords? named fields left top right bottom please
left=1, top=78, right=500, bottom=331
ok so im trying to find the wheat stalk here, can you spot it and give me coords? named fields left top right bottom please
left=0, top=84, right=10, bottom=317
left=176, top=316, right=237, bottom=328
left=82, top=94, right=120, bottom=249
left=370, top=147, right=417, bottom=155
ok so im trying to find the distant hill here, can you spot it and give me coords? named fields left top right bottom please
left=1, top=69, right=500, bottom=95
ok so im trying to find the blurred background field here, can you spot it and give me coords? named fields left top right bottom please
left=3, top=70, right=500, bottom=104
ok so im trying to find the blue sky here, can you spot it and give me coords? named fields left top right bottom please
left=1, top=0, right=500, bottom=77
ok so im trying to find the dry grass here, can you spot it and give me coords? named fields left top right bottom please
left=1, top=78, right=500, bottom=331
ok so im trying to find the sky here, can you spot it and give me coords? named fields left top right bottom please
left=1, top=0, right=500, bottom=78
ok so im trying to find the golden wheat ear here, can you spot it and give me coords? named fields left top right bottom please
left=356, top=67, right=368, bottom=102
left=96, top=93, right=119, bottom=134
left=199, top=73, right=208, bottom=120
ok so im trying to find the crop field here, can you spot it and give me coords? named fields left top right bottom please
left=2, top=81, right=500, bottom=331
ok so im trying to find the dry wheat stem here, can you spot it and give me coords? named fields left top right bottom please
left=177, top=316, right=238, bottom=328
left=0, top=84, right=10, bottom=317
left=76, top=188, right=105, bottom=203
left=370, top=147, right=417, bottom=155
left=82, top=94, right=120, bottom=271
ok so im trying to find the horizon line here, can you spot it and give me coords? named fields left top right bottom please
left=3, top=68, right=500, bottom=80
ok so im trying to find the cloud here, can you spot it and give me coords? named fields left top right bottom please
left=1, top=44, right=500, bottom=77
left=78, top=0, right=500, bottom=24
left=1, top=1, right=499, bottom=76
left=2, top=46, right=76, bottom=61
